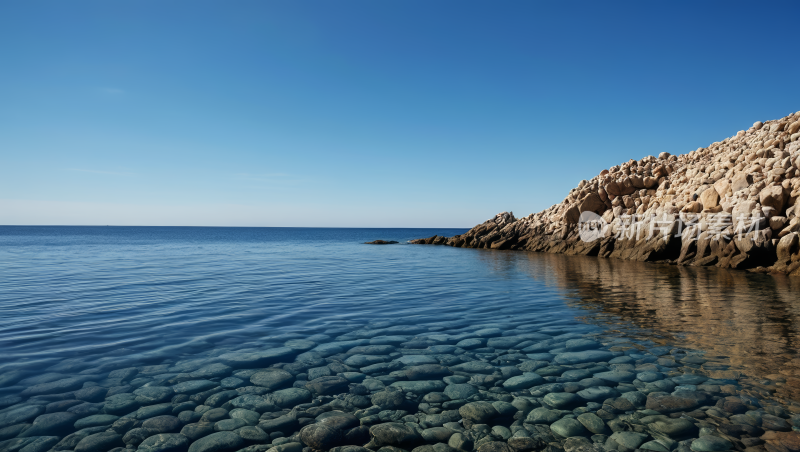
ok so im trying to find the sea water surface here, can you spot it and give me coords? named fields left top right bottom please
left=0, top=226, right=799, bottom=452
left=0, top=226, right=579, bottom=366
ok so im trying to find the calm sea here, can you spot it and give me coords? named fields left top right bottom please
left=1, top=226, right=799, bottom=449
left=1, top=227, right=798, bottom=377
left=0, top=226, right=593, bottom=371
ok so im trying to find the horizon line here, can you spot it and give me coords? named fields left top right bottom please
left=0, top=225, right=472, bottom=229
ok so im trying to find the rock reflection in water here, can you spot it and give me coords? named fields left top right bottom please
left=3, top=243, right=800, bottom=452
left=478, top=251, right=800, bottom=404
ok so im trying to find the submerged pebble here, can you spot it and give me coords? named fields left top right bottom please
left=0, top=318, right=798, bottom=452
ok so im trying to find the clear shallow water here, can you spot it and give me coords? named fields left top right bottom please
left=0, top=226, right=590, bottom=369
left=1, top=227, right=799, bottom=452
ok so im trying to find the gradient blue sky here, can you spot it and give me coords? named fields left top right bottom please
left=2, top=1, right=799, bottom=227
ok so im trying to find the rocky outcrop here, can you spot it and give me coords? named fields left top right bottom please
left=412, top=112, right=800, bottom=276
left=364, top=240, right=399, bottom=245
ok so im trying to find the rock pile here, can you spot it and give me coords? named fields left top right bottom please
left=412, top=112, right=800, bottom=275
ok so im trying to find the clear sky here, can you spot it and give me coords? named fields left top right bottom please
left=2, top=1, right=799, bottom=227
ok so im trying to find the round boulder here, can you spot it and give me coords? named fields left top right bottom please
left=138, top=433, right=190, bottom=452
left=250, top=370, right=294, bottom=390
left=691, top=436, right=733, bottom=452
left=142, top=415, right=182, bottom=433
left=300, top=423, right=343, bottom=450
left=371, top=389, right=405, bottom=409
left=459, top=401, right=499, bottom=424
left=187, top=431, right=244, bottom=452
left=317, top=411, right=359, bottom=430
left=369, top=422, right=421, bottom=447
left=20, top=412, right=78, bottom=437
left=444, top=384, right=478, bottom=400
left=550, top=418, right=586, bottom=438
left=305, top=376, right=350, bottom=396
left=75, top=432, right=125, bottom=452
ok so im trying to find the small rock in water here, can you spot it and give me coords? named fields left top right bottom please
left=526, top=407, right=561, bottom=424
left=218, top=347, right=296, bottom=368
left=503, top=373, right=545, bottom=390
left=565, top=339, right=602, bottom=352
left=691, top=435, right=733, bottom=452
left=641, top=441, right=670, bottom=452
left=364, top=240, right=398, bottom=244
left=284, top=339, right=316, bottom=351
left=390, top=380, right=445, bottom=393
left=134, top=386, right=174, bottom=404
left=137, top=433, right=190, bottom=452
left=21, top=376, right=88, bottom=396
left=74, top=431, right=125, bottom=452
left=0, top=404, right=45, bottom=429
left=456, top=338, right=484, bottom=349
left=646, top=391, right=708, bottom=413
left=406, top=364, right=451, bottom=380
left=576, top=386, right=619, bottom=402
left=269, top=388, right=312, bottom=408
left=305, top=376, right=349, bottom=395
left=459, top=401, right=499, bottom=423
left=187, top=431, right=244, bottom=452
left=648, top=416, right=696, bottom=437
left=300, top=423, right=343, bottom=449
left=607, top=432, right=649, bottom=451
left=637, top=371, right=664, bottom=382
left=173, top=379, right=217, bottom=394
left=550, top=418, right=587, bottom=438
left=577, top=412, right=607, bottom=434
left=474, top=328, right=503, bottom=337
left=368, top=422, right=421, bottom=447
left=74, top=414, right=120, bottom=429
left=142, top=415, right=182, bottom=433
left=444, top=383, right=477, bottom=400
left=229, top=408, right=259, bottom=426
left=672, top=374, right=708, bottom=385
left=396, top=355, right=438, bottom=366
left=189, top=363, right=232, bottom=379
left=594, top=370, right=636, bottom=383
left=554, top=350, right=614, bottom=365
left=543, top=392, right=582, bottom=409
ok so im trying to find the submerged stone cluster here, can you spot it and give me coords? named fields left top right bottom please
left=412, top=112, right=800, bottom=275
left=1, top=319, right=798, bottom=452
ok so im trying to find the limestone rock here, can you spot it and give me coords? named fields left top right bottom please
left=579, top=193, right=606, bottom=214
left=760, top=185, right=787, bottom=212
left=408, top=110, right=800, bottom=275
left=700, top=188, right=719, bottom=210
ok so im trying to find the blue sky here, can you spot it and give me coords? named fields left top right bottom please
left=1, top=1, right=799, bottom=227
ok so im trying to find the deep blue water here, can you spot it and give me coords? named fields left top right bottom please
left=0, top=226, right=599, bottom=372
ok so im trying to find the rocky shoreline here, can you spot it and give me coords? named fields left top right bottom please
left=411, top=112, right=800, bottom=276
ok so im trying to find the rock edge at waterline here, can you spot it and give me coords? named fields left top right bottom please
left=412, top=111, right=800, bottom=276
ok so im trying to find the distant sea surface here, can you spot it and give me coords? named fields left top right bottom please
left=0, top=226, right=575, bottom=369
left=1, top=226, right=799, bottom=404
